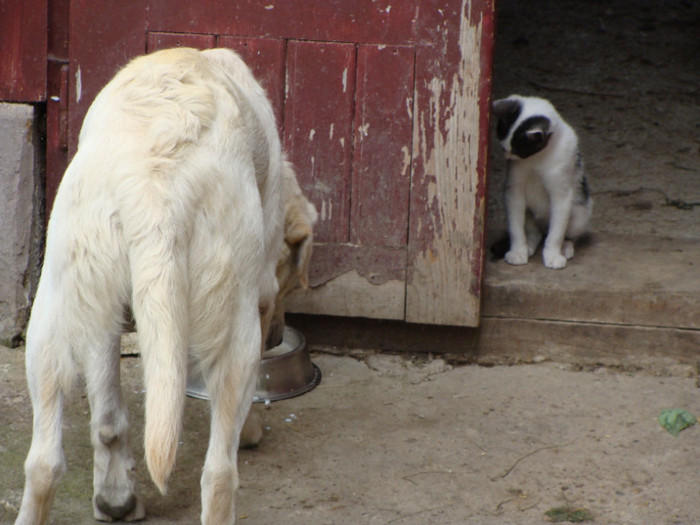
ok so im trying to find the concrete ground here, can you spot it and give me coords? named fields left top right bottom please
left=2, top=342, right=700, bottom=525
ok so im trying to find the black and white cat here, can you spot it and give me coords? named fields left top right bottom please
left=493, top=95, right=592, bottom=269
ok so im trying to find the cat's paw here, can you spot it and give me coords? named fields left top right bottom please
left=543, top=249, right=567, bottom=269
left=526, top=232, right=542, bottom=257
left=505, top=248, right=529, bottom=266
left=527, top=241, right=540, bottom=257
left=562, top=240, right=575, bottom=260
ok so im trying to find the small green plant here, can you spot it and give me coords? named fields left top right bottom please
left=659, top=408, right=696, bottom=436
left=545, top=505, right=594, bottom=523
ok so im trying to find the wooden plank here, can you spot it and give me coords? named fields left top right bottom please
left=48, top=0, right=69, bottom=59
left=45, top=62, right=69, bottom=218
left=147, top=32, right=216, bottom=52
left=218, top=36, right=286, bottom=128
left=350, top=45, right=415, bottom=248
left=405, top=0, right=494, bottom=327
left=284, top=41, right=356, bottom=244
left=285, top=243, right=406, bottom=319
left=68, top=0, right=146, bottom=156
left=0, top=0, right=47, bottom=101
left=305, top=244, right=406, bottom=287
left=285, top=270, right=405, bottom=320
left=45, top=0, right=70, bottom=217
left=148, top=0, right=418, bottom=46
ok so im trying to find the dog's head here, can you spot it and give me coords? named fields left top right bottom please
left=266, top=160, right=317, bottom=348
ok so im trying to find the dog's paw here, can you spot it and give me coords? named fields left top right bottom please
left=543, top=249, right=567, bottom=269
left=240, top=409, right=263, bottom=449
left=505, top=248, right=529, bottom=266
left=94, top=493, right=145, bottom=522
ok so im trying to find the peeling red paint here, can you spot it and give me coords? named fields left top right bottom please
left=68, top=0, right=147, bottom=157
left=471, top=0, right=495, bottom=299
left=0, top=0, right=47, bottom=102
left=46, top=62, right=69, bottom=219
left=44, top=0, right=494, bottom=326
left=284, top=41, right=356, bottom=244
left=351, top=45, right=414, bottom=248
left=148, top=0, right=419, bottom=47
left=406, top=0, right=495, bottom=325
left=308, top=244, right=407, bottom=288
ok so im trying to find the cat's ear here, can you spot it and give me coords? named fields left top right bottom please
left=493, top=98, right=522, bottom=140
left=525, top=119, right=552, bottom=143
left=492, top=98, right=521, bottom=120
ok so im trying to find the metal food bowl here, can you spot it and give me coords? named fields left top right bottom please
left=186, top=326, right=321, bottom=403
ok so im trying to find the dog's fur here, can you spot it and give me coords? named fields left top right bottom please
left=267, top=160, right=317, bottom=347
left=15, top=47, right=315, bottom=525
left=239, top=159, right=317, bottom=449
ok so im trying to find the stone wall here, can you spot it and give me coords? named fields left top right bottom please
left=0, top=103, right=44, bottom=345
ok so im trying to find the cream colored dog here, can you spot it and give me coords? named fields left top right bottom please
left=15, top=47, right=315, bottom=525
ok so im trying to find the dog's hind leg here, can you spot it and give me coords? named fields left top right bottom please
left=199, top=303, right=261, bottom=525
left=15, top=293, right=70, bottom=525
left=15, top=358, right=65, bottom=524
left=85, top=333, right=145, bottom=522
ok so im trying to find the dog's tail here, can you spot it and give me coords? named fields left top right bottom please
left=129, top=234, right=189, bottom=495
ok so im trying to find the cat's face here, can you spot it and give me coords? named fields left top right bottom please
left=493, top=96, right=554, bottom=160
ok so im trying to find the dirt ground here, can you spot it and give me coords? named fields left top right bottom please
left=3, top=1, right=700, bottom=524
left=2, top=343, right=700, bottom=525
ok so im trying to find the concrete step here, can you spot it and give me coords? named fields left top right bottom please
left=484, top=233, right=700, bottom=329
left=479, top=232, right=700, bottom=370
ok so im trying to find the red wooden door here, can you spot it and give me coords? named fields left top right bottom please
left=65, top=0, right=494, bottom=327
left=0, top=0, right=47, bottom=102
